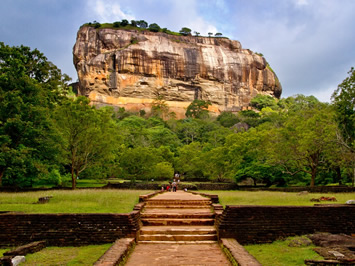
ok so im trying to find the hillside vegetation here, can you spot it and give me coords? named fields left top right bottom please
left=82, top=19, right=226, bottom=38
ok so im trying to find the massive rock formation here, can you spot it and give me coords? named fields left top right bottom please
left=73, top=26, right=281, bottom=118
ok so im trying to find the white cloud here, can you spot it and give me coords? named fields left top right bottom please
left=294, top=0, right=309, bottom=6
left=86, top=0, right=135, bottom=23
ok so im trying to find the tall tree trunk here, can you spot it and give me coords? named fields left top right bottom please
left=336, top=166, right=342, bottom=185
left=310, top=166, right=317, bottom=188
left=71, top=167, right=76, bottom=190
left=0, top=169, right=4, bottom=187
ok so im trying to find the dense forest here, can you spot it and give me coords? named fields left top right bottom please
left=0, top=42, right=354, bottom=189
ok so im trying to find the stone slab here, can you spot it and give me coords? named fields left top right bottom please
left=221, top=238, right=261, bottom=266
left=4, top=241, right=46, bottom=256
left=94, top=238, right=134, bottom=266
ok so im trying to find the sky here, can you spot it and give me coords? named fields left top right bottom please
left=1, top=0, right=354, bottom=102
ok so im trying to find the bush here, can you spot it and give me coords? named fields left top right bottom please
left=120, top=19, right=129, bottom=26
left=93, top=21, right=101, bottom=29
left=148, top=23, right=161, bottom=32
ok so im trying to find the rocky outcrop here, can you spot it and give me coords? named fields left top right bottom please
left=73, top=26, right=282, bottom=118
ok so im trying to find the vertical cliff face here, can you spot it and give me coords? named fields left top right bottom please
left=73, top=26, right=282, bottom=118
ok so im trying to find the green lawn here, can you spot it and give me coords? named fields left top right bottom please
left=0, top=189, right=152, bottom=213
left=22, top=244, right=112, bottom=265
left=0, top=248, right=10, bottom=257
left=203, top=190, right=354, bottom=206
left=244, top=236, right=323, bottom=266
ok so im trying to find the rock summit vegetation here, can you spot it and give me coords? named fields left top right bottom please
left=84, top=19, right=225, bottom=38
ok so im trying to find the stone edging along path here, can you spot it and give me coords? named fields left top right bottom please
left=95, top=190, right=260, bottom=266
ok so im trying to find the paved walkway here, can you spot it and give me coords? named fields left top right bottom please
left=125, top=191, right=231, bottom=265
left=150, top=191, right=211, bottom=201
left=125, top=243, right=231, bottom=265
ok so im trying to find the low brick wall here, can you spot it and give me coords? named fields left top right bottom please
left=0, top=212, right=140, bottom=247
left=238, top=186, right=355, bottom=193
left=217, top=205, right=355, bottom=244
left=189, top=191, right=219, bottom=203
left=197, top=183, right=238, bottom=190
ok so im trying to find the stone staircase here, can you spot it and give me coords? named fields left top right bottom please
left=138, top=193, right=217, bottom=244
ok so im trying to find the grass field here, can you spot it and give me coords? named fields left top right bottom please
left=244, top=236, right=323, bottom=266
left=22, top=244, right=112, bottom=265
left=203, top=190, right=354, bottom=206
left=0, top=189, right=152, bottom=213
left=0, top=190, right=353, bottom=214
left=0, top=248, right=10, bottom=257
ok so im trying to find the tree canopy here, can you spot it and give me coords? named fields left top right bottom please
left=0, top=42, right=70, bottom=187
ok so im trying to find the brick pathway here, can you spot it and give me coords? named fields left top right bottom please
left=125, top=243, right=231, bottom=265
left=125, top=191, right=231, bottom=265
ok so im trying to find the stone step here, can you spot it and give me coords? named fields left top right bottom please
left=141, top=213, right=215, bottom=219
left=140, top=226, right=216, bottom=235
left=142, top=208, right=212, bottom=214
left=138, top=234, right=217, bottom=241
left=144, top=205, right=211, bottom=209
left=146, top=200, right=212, bottom=206
left=138, top=240, right=217, bottom=244
left=141, top=218, right=215, bottom=226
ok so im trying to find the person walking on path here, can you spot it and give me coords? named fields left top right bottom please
left=172, top=181, right=177, bottom=192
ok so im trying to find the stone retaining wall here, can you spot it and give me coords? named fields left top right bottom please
left=217, top=205, right=355, bottom=244
left=239, top=186, right=355, bottom=193
left=0, top=212, right=140, bottom=247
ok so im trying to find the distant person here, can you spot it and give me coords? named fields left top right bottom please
left=184, top=188, right=187, bottom=192
left=172, top=181, right=177, bottom=192
left=166, top=184, right=170, bottom=192
left=161, top=186, right=164, bottom=191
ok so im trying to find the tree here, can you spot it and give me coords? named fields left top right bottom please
left=217, top=112, right=240, bottom=127
left=146, top=126, right=181, bottom=150
left=267, top=104, right=339, bottom=187
left=0, top=42, right=70, bottom=187
left=137, top=20, right=148, bottom=29
left=331, top=67, right=355, bottom=185
left=118, top=146, right=171, bottom=182
left=151, top=95, right=170, bottom=119
left=151, top=162, right=174, bottom=181
left=179, top=27, right=192, bottom=36
left=54, top=97, right=118, bottom=189
left=202, top=146, right=233, bottom=182
left=208, top=32, right=213, bottom=37
left=113, top=21, right=121, bottom=28
left=120, top=19, right=129, bottom=26
left=176, top=119, right=202, bottom=144
left=93, top=21, right=101, bottom=28
left=175, top=142, right=205, bottom=181
left=130, top=20, right=137, bottom=27
left=250, top=94, right=278, bottom=110
left=215, top=33, right=223, bottom=37
left=185, top=99, right=211, bottom=119
left=148, top=23, right=161, bottom=32
left=194, top=31, right=200, bottom=37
